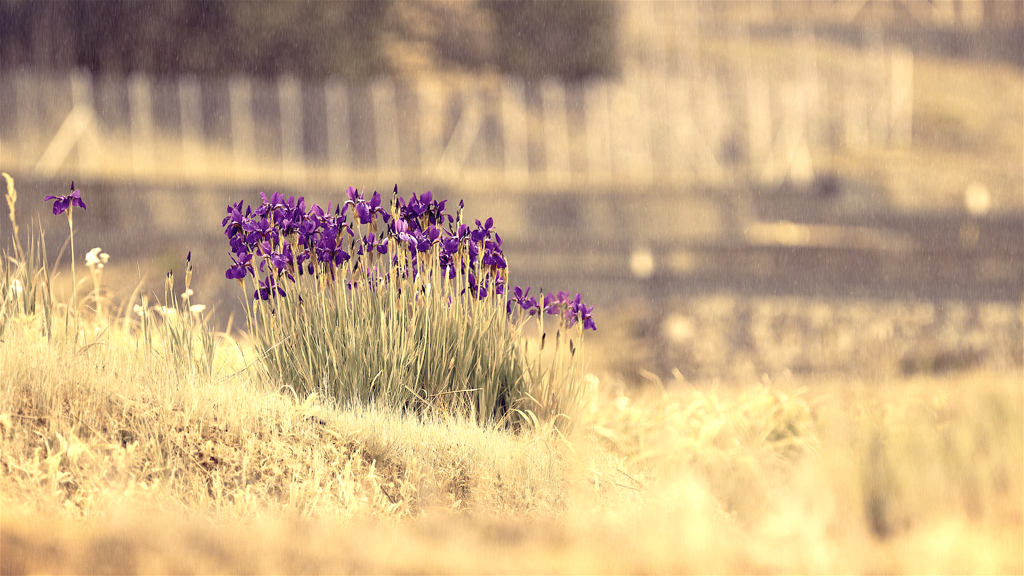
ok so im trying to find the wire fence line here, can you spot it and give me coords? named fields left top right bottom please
left=0, top=34, right=912, bottom=194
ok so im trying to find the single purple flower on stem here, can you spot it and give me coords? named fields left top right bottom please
left=254, top=274, right=286, bottom=301
left=222, top=201, right=249, bottom=238
left=440, top=235, right=461, bottom=258
left=414, top=226, right=439, bottom=254
left=44, top=182, right=87, bottom=216
left=579, top=302, right=597, bottom=331
left=507, top=286, right=539, bottom=315
left=562, top=293, right=584, bottom=329
left=482, top=240, right=506, bottom=269
left=229, top=235, right=248, bottom=256
left=256, top=191, right=290, bottom=220
left=391, top=218, right=417, bottom=246
left=316, top=228, right=350, bottom=270
left=362, top=232, right=388, bottom=255
left=544, top=291, right=572, bottom=316
left=269, top=240, right=295, bottom=272
left=226, top=252, right=252, bottom=280
left=243, top=216, right=274, bottom=246
left=344, top=186, right=362, bottom=207
left=471, top=217, right=494, bottom=243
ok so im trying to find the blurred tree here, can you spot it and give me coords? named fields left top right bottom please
left=0, top=0, right=76, bottom=70
left=225, top=1, right=388, bottom=78
left=481, top=0, right=619, bottom=79
left=0, top=0, right=390, bottom=80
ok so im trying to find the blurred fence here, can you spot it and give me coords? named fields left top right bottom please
left=2, top=12, right=1020, bottom=311
left=0, top=33, right=912, bottom=193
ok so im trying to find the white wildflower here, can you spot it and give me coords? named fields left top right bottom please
left=85, top=247, right=109, bottom=269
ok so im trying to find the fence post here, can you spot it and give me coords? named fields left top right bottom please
left=541, top=78, right=571, bottom=187
left=609, top=69, right=653, bottom=184
left=958, top=0, right=984, bottom=28
left=501, top=77, right=529, bottom=186
left=324, top=79, right=350, bottom=183
left=128, top=74, right=154, bottom=180
left=417, top=76, right=444, bottom=177
left=179, top=76, right=206, bottom=180
left=70, top=71, right=98, bottom=175
left=844, top=62, right=869, bottom=150
left=796, top=28, right=822, bottom=147
left=371, top=78, right=401, bottom=183
left=889, top=46, right=913, bottom=148
left=866, top=31, right=889, bottom=147
left=693, top=77, right=725, bottom=184
left=747, top=76, right=772, bottom=183
left=15, top=71, right=40, bottom=170
left=228, top=75, right=254, bottom=180
left=647, top=70, right=670, bottom=182
left=584, top=80, right=612, bottom=186
left=669, top=77, right=696, bottom=184
left=279, top=75, right=305, bottom=183
left=437, top=78, right=484, bottom=182
left=773, top=82, right=814, bottom=186
left=931, top=0, right=957, bottom=26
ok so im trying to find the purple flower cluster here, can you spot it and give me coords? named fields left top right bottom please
left=508, top=288, right=597, bottom=332
left=221, top=187, right=595, bottom=331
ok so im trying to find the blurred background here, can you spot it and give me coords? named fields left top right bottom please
left=1, top=0, right=1021, bottom=383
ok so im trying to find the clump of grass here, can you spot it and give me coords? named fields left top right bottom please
left=0, top=307, right=581, bottom=525
left=2, top=174, right=1019, bottom=574
left=1, top=173, right=53, bottom=342
left=2, top=175, right=216, bottom=376
left=584, top=373, right=817, bottom=523
left=0, top=173, right=596, bottom=523
left=150, top=253, right=216, bottom=379
left=222, top=188, right=595, bottom=429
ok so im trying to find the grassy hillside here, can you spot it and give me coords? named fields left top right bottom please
left=1, top=169, right=1022, bottom=573
left=1, top=306, right=1020, bottom=573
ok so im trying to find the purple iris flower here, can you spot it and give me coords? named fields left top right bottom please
left=482, top=239, right=506, bottom=269
left=316, top=228, right=349, bottom=268
left=269, top=240, right=294, bottom=272
left=562, top=293, right=584, bottom=329
left=362, top=232, right=388, bottom=255
left=344, top=186, right=361, bottom=207
left=468, top=273, right=485, bottom=299
left=296, top=249, right=311, bottom=275
left=440, top=235, right=461, bottom=257
left=507, top=286, right=539, bottom=315
left=226, top=265, right=247, bottom=280
left=391, top=217, right=417, bottom=246
left=413, top=226, right=439, bottom=254
left=228, top=235, right=248, bottom=256
left=471, top=217, right=494, bottom=244
left=44, top=183, right=87, bottom=215
left=544, top=291, right=572, bottom=316
left=256, top=191, right=290, bottom=220
left=226, top=252, right=252, bottom=280
left=297, top=217, right=320, bottom=249
left=244, top=217, right=273, bottom=246
left=275, top=199, right=304, bottom=235
left=356, top=190, right=384, bottom=225
left=254, top=275, right=286, bottom=300
left=222, top=201, right=250, bottom=239
left=578, top=302, right=597, bottom=331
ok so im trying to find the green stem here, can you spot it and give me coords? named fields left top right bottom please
left=68, top=208, right=78, bottom=341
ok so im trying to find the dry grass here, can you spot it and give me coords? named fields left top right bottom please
left=1, top=305, right=1020, bottom=573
